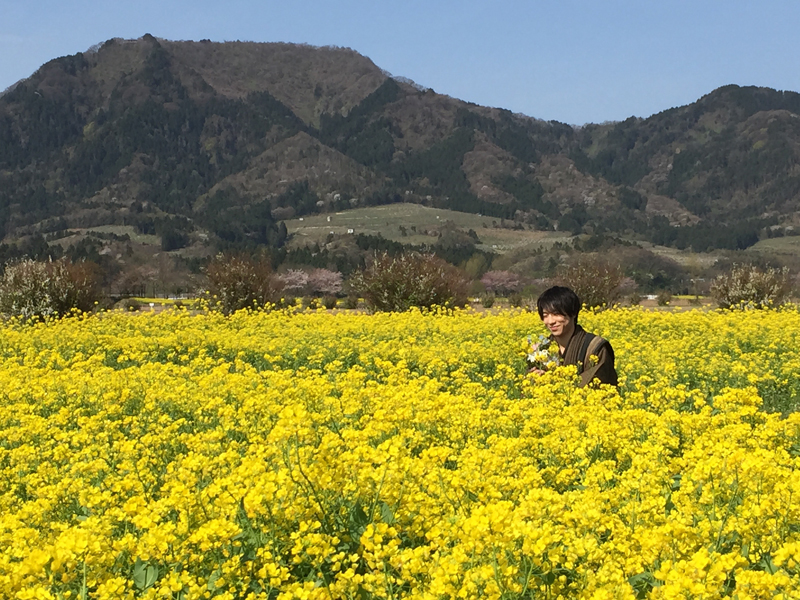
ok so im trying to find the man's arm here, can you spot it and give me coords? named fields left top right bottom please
left=579, top=342, right=618, bottom=388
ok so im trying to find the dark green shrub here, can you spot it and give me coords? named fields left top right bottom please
left=481, top=293, right=496, bottom=308
left=657, top=290, right=672, bottom=306
left=349, top=252, right=469, bottom=312
left=508, top=293, right=524, bottom=308
left=0, top=258, right=101, bottom=319
left=343, top=295, right=359, bottom=310
left=558, top=254, right=623, bottom=309
left=322, top=295, right=338, bottom=310
left=480, top=271, right=521, bottom=295
left=278, top=296, right=297, bottom=310
left=710, top=264, right=792, bottom=309
left=205, top=254, right=283, bottom=314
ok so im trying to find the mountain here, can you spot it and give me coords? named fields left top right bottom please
left=571, top=85, right=800, bottom=250
left=0, top=36, right=391, bottom=243
left=1, top=35, right=799, bottom=289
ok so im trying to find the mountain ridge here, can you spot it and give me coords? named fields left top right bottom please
left=1, top=36, right=799, bottom=291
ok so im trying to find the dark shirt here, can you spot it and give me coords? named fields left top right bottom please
left=559, top=324, right=618, bottom=388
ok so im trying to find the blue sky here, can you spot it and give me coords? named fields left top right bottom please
left=2, top=0, right=798, bottom=125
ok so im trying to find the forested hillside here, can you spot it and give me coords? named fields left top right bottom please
left=1, top=35, right=799, bottom=295
left=572, top=86, right=800, bottom=250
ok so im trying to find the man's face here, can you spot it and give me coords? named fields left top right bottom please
left=541, top=310, right=573, bottom=337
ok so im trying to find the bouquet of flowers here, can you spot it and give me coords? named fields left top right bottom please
left=527, top=334, right=561, bottom=372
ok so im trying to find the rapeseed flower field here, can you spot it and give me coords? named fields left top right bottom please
left=2, top=306, right=800, bottom=599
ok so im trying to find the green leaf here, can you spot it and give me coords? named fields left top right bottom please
left=380, top=502, right=395, bottom=525
left=145, top=565, right=158, bottom=589
left=759, top=554, right=778, bottom=575
left=539, top=571, right=556, bottom=585
left=741, top=542, right=751, bottom=559
left=349, top=502, right=370, bottom=543
left=133, top=559, right=159, bottom=590
left=351, top=502, right=369, bottom=527
left=133, top=559, right=146, bottom=590
left=207, top=568, right=222, bottom=591
left=664, top=497, right=675, bottom=514
left=628, top=571, right=657, bottom=599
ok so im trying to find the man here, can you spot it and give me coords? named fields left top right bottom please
left=534, top=286, right=618, bottom=387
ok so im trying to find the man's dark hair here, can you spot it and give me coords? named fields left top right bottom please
left=537, top=286, right=581, bottom=322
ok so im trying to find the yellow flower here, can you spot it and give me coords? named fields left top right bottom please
left=3, top=307, right=800, bottom=598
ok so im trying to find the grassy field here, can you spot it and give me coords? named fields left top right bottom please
left=50, top=225, right=161, bottom=246
left=284, top=203, right=572, bottom=252
left=633, top=240, right=722, bottom=268
left=748, top=235, right=800, bottom=256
